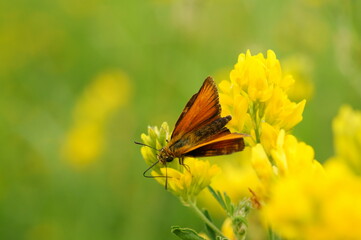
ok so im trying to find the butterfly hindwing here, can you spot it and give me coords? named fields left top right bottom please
left=184, top=133, right=245, bottom=157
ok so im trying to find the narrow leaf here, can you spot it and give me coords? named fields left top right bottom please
left=171, top=226, right=206, bottom=240
left=208, top=186, right=226, bottom=210
left=203, top=209, right=216, bottom=240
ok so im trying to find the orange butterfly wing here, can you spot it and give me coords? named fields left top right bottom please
left=170, top=77, right=221, bottom=143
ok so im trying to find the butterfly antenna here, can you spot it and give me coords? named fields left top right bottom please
left=143, top=160, right=161, bottom=178
left=134, top=141, right=160, bottom=151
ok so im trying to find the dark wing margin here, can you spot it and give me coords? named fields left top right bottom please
left=171, top=77, right=221, bottom=141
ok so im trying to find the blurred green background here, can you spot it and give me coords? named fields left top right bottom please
left=0, top=0, right=361, bottom=239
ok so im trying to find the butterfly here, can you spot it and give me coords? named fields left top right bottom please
left=136, top=77, right=245, bottom=188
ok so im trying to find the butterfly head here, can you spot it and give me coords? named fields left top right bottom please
left=157, top=147, right=174, bottom=164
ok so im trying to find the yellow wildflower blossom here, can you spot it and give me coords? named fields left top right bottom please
left=155, top=159, right=220, bottom=204
left=140, top=123, right=220, bottom=204
left=219, top=50, right=306, bottom=145
left=264, top=87, right=306, bottom=131
left=140, top=122, right=170, bottom=173
left=259, top=122, right=279, bottom=155
left=270, top=130, right=322, bottom=177
left=218, top=79, right=250, bottom=133
left=251, top=130, right=323, bottom=203
left=251, top=144, right=274, bottom=196
left=230, top=50, right=293, bottom=102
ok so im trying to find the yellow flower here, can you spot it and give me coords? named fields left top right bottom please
left=259, top=122, right=279, bottom=155
left=154, top=159, right=221, bottom=205
left=282, top=55, right=315, bottom=102
left=264, top=87, right=306, bottom=131
left=332, top=105, right=361, bottom=174
left=221, top=218, right=236, bottom=240
left=251, top=144, right=274, bottom=198
left=140, top=122, right=170, bottom=173
left=251, top=130, right=323, bottom=203
left=218, top=79, right=250, bottom=133
left=270, top=130, right=322, bottom=177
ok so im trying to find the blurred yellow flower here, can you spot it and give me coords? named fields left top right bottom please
left=332, top=105, right=361, bottom=174
left=62, top=70, right=131, bottom=168
left=262, top=159, right=361, bottom=240
left=282, top=55, right=315, bottom=102
left=62, top=123, right=104, bottom=167
left=259, top=105, right=361, bottom=240
left=221, top=218, right=236, bottom=240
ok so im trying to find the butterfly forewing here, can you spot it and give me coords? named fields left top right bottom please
left=170, top=77, right=221, bottom=143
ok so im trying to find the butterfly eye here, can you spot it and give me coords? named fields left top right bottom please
left=165, top=156, right=174, bottom=162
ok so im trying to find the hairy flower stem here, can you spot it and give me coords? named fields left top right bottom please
left=188, top=200, right=228, bottom=239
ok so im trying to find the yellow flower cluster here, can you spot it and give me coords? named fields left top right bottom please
left=140, top=123, right=220, bottom=204
left=219, top=50, right=306, bottom=146
left=155, top=159, right=220, bottom=205
left=217, top=50, right=310, bottom=200
left=218, top=50, right=361, bottom=240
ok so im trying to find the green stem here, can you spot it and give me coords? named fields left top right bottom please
left=268, top=227, right=274, bottom=240
left=268, top=227, right=281, bottom=240
left=253, top=102, right=261, bottom=143
left=188, top=200, right=228, bottom=239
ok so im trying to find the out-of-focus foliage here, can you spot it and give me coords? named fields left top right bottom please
left=0, top=0, right=360, bottom=239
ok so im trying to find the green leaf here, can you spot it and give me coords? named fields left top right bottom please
left=171, top=226, right=206, bottom=240
left=208, top=186, right=227, bottom=210
left=223, top=192, right=232, bottom=214
left=202, top=209, right=216, bottom=240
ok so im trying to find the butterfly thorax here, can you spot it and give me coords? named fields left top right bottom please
left=157, top=147, right=175, bottom=164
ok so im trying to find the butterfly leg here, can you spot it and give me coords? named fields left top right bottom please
left=179, top=157, right=192, bottom=176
